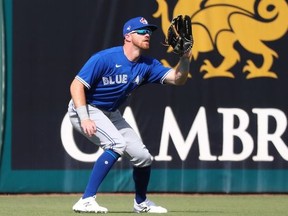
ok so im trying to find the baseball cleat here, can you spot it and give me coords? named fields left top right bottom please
left=72, top=196, right=108, bottom=213
left=133, top=199, right=168, bottom=213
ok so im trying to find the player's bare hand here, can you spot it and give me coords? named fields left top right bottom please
left=80, top=119, right=97, bottom=137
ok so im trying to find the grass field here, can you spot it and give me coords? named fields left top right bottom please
left=0, top=193, right=287, bottom=216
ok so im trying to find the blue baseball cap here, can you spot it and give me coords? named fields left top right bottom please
left=123, top=17, right=158, bottom=36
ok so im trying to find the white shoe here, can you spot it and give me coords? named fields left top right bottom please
left=72, top=196, right=108, bottom=213
left=134, top=199, right=168, bottom=213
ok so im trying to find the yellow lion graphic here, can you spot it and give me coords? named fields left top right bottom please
left=153, top=0, right=288, bottom=79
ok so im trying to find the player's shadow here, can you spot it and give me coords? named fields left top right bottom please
left=108, top=210, right=223, bottom=214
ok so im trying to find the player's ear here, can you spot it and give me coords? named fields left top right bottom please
left=124, top=33, right=132, bottom=42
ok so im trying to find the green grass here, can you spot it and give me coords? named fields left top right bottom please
left=0, top=193, right=287, bottom=216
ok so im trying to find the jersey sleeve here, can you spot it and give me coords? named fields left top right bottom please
left=75, top=54, right=105, bottom=89
left=145, top=58, right=172, bottom=84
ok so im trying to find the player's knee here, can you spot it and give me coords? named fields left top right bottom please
left=132, top=151, right=152, bottom=167
left=98, top=136, right=127, bottom=156
left=106, top=143, right=126, bottom=156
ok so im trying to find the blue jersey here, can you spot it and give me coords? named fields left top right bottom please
left=76, top=46, right=171, bottom=111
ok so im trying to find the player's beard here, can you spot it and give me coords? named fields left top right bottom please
left=140, top=41, right=150, bottom=50
left=132, top=37, right=150, bottom=50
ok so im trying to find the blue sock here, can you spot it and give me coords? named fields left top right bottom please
left=82, top=150, right=120, bottom=199
left=133, top=166, right=151, bottom=204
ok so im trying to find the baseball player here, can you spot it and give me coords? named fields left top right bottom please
left=69, top=16, right=191, bottom=213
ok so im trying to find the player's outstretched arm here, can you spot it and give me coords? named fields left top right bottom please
left=164, top=51, right=191, bottom=85
left=162, top=15, right=193, bottom=86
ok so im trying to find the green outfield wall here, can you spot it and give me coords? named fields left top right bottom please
left=0, top=0, right=4, bottom=159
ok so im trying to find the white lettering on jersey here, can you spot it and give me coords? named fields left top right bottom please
left=102, top=74, right=128, bottom=85
left=134, top=75, right=140, bottom=85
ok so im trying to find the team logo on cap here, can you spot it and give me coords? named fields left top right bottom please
left=140, top=17, right=148, bottom=24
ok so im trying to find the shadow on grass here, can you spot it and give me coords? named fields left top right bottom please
left=107, top=210, right=225, bottom=214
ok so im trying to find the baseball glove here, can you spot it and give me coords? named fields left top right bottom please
left=163, top=15, right=193, bottom=56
